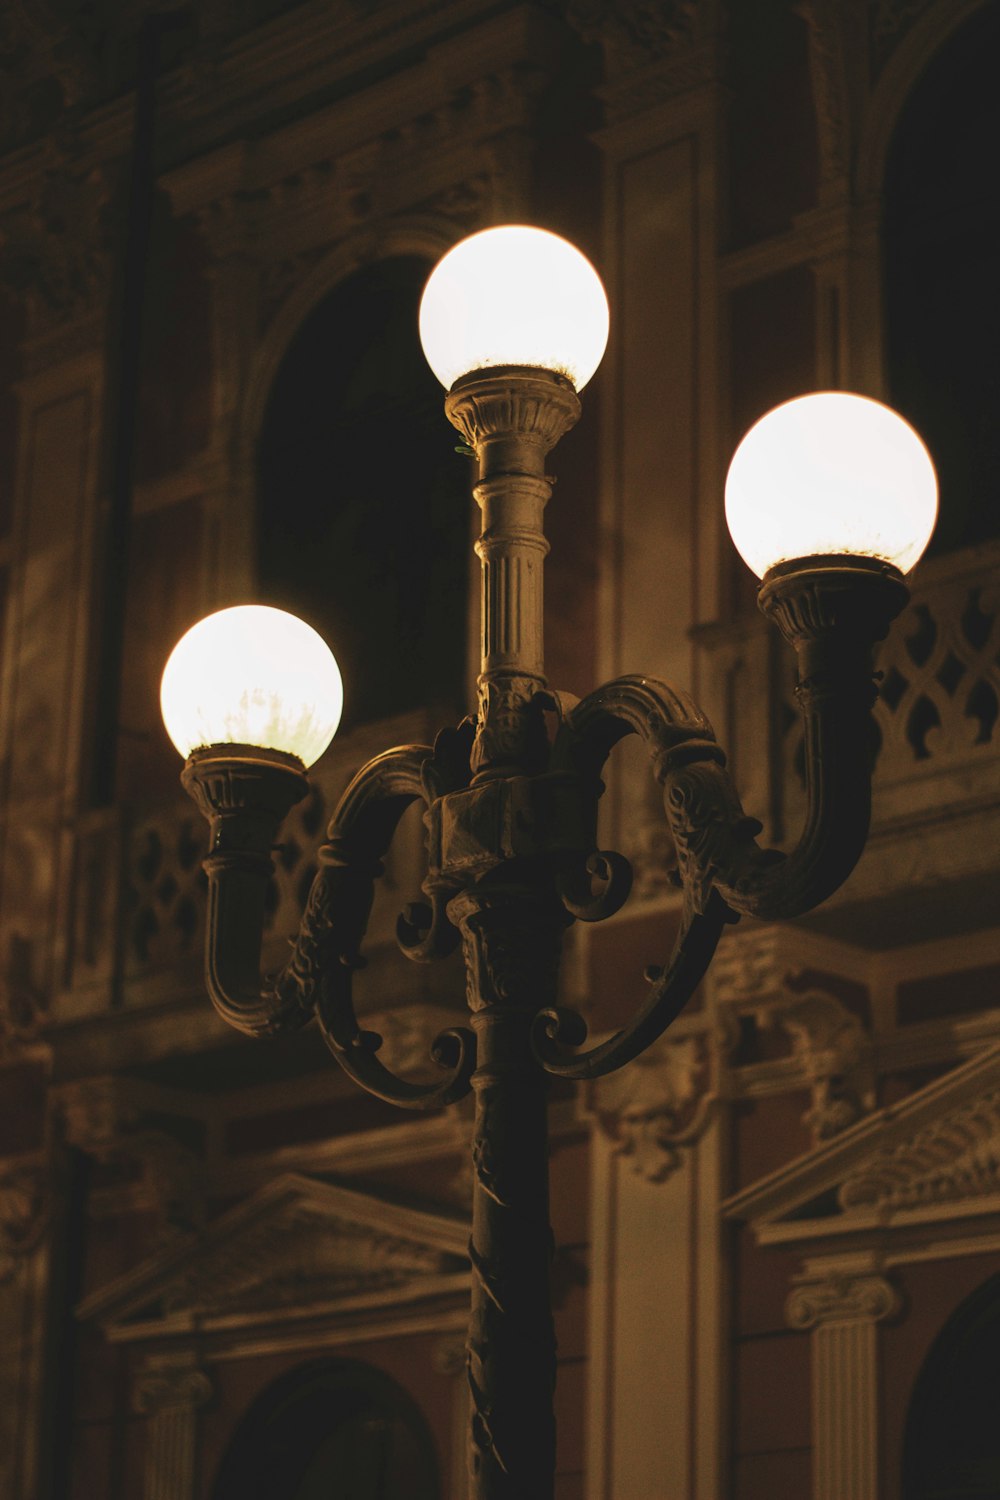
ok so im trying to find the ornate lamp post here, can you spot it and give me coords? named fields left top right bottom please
left=161, top=225, right=937, bottom=1500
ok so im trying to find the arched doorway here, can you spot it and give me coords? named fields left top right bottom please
left=902, top=1273, right=1000, bottom=1498
left=882, top=1, right=1000, bottom=556
left=256, top=253, right=469, bottom=731
left=211, top=1357, right=441, bottom=1500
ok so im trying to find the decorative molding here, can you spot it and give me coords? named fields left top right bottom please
left=79, top=1173, right=469, bottom=1343
left=711, top=922, right=875, bottom=1140
left=134, top=1359, right=213, bottom=1417
left=134, top=1354, right=213, bottom=1500
left=725, top=1042, right=1000, bottom=1252
left=590, top=1032, right=714, bottom=1182
left=786, top=1261, right=900, bottom=1500
left=0, top=1163, right=48, bottom=1283
left=0, top=935, right=48, bottom=1067
left=757, top=988, right=874, bottom=1143
left=797, top=0, right=852, bottom=191
left=838, top=1082, right=1000, bottom=1213
left=57, top=1077, right=205, bottom=1238
left=786, top=1270, right=900, bottom=1329
left=0, top=159, right=112, bottom=330
left=710, top=923, right=788, bottom=1007
left=565, top=0, right=720, bottom=121
left=565, top=0, right=702, bottom=68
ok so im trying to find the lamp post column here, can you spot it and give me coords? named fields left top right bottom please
left=443, top=368, right=583, bottom=1499
left=450, top=886, right=568, bottom=1500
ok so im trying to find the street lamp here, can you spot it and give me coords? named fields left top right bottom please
left=162, top=224, right=936, bottom=1500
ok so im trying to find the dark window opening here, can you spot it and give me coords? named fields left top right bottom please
left=902, top=1273, right=1000, bottom=1498
left=256, top=255, right=468, bottom=732
left=883, top=3, right=1000, bottom=555
left=211, top=1357, right=441, bottom=1500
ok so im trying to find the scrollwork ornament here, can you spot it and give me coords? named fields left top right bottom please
left=134, top=1364, right=213, bottom=1416
left=786, top=1272, right=900, bottom=1330
left=593, top=1033, right=715, bottom=1183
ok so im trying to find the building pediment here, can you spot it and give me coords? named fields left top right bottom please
left=724, top=1042, right=1000, bottom=1254
left=79, top=1174, right=469, bottom=1346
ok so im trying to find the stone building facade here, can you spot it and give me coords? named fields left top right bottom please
left=0, top=1, right=997, bottom=1497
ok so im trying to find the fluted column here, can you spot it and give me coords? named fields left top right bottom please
left=786, top=1263, right=899, bottom=1500
left=445, top=368, right=580, bottom=780
left=134, top=1355, right=213, bottom=1500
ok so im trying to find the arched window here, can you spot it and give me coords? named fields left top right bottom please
left=211, top=1357, right=441, bottom=1500
left=883, top=3, right=1000, bottom=555
left=902, top=1273, right=1000, bottom=1498
left=256, top=255, right=469, bottom=731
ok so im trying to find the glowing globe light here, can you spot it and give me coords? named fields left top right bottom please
left=161, top=605, right=343, bottom=767
left=419, top=224, right=610, bottom=392
left=725, top=392, right=938, bottom=579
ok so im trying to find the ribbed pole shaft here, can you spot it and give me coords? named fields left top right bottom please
left=475, top=467, right=550, bottom=682
left=450, top=888, right=566, bottom=1500
left=445, top=368, right=581, bottom=779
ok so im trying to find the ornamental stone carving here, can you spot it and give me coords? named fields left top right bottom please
left=564, top=0, right=720, bottom=118
left=57, top=1077, right=205, bottom=1239
left=159, top=1204, right=456, bottom=1318
left=786, top=1271, right=900, bottom=1329
left=797, top=0, right=851, bottom=191
left=0, top=1164, right=48, bottom=1283
left=839, top=1084, right=1000, bottom=1214
left=134, top=1361, right=213, bottom=1417
left=592, top=1032, right=714, bottom=1182
left=756, top=988, right=874, bottom=1143
left=710, top=923, right=787, bottom=1008
left=0, top=935, right=46, bottom=1066
left=0, top=161, right=112, bottom=328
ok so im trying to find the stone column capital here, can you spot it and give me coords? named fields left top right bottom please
left=786, top=1270, right=900, bottom=1331
left=134, top=1359, right=213, bottom=1417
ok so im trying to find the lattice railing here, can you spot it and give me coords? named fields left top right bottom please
left=873, top=553, right=1000, bottom=777
left=62, top=708, right=446, bottom=1013
left=774, top=543, right=1000, bottom=800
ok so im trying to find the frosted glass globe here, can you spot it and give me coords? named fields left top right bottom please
left=725, top=392, right=938, bottom=578
left=161, top=606, right=343, bottom=767
left=419, top=225, right=609, bottom=391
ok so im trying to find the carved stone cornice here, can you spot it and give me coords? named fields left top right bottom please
left=786, top=1270, right=900, bottom=1329
left=57, top=1077, right=205, bottom=1237
left=0, top=158, right=112, bottom=332
left=0, top=1163, right=48, bottom=1282
left=797, top=0, right=852, bottom=193
left=710, top=923, right=874, bottom=1141
left=565, top=0, right=721, bottom=122
left=590, top=1032, right=714, bottom=1182
left=838, top=1083, right=1000, bottom=1214
left=710, top=922, right=788, bottom=1008
left=79, top=1174, right=470, bottom=1343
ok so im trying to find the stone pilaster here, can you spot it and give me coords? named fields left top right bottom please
left=134, top=1355, right=213, bottom=1500
left=786, top=1263, right=900, bottom=1500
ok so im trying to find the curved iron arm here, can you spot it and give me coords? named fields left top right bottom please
left=533, top=889, right=733, bottom=1080
left=534, top=562, right=907, bottom=1077
left=532, top=678, right=738, bottom=1080
left=313, top=745, right=475, bottom=1108
left=185, top=742, right=476, bottom=1107
left=664, top=562, right=910, bottom=921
